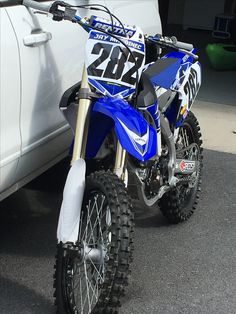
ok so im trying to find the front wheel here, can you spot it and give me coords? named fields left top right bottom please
left=54, top=171, right=134, bottom=314
left=159, top=111, right=203, bottom=223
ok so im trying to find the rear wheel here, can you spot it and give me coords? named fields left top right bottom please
left=54, top=171, right=134, bottom=313
left=159, top=111, right=203, bottom=223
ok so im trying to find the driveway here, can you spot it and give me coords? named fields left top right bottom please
left=0, top=101, right=236, bottom=314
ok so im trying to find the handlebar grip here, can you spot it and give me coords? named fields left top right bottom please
left=174, top=40, right=193, bottom=51
left=23, top=0, right=51, bottom=12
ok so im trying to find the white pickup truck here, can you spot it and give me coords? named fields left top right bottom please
left=0, top=0, right=162, bottom=201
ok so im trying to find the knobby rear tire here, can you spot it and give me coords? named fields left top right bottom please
left=159, top=111, right=203, bottom=223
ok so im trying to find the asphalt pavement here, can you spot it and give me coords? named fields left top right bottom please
left=0, top=106, right=236, bottom=314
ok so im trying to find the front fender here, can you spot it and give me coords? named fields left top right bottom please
left=93, top=98, right=157, bottom=161
left=57, top=158, right=85, bottom=244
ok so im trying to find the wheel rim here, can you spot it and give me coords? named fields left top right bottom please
left=70, top=193, right=112, bottom=314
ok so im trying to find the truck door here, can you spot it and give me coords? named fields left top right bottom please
left=6, top=3, right=88, bottom=182
left=0, top=9, right=21, bottom=199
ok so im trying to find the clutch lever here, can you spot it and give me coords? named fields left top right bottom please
left=33, top=10, right=49, bottom=15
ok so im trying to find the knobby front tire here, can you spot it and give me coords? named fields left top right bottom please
left=54, top=171, right=134, bottom=314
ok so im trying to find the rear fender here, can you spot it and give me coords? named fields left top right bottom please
left=91, top=97, right=157, bottom=161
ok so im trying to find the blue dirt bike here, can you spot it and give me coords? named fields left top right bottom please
left=23, top=1, right=203, bottom=313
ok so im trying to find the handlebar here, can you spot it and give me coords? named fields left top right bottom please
left=147, top=34, right=198, bottom=59
left=21, top=0, right=197, bottom=58
left=22, top=0, right=79, bottom=22
left=23, top=0, right=51, bottom=12
left=170, top=36, right=193, bottom=51
left=147, top=35, right=193, bottom=51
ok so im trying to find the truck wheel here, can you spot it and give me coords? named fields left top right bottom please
left=159, top=111, right=203, bottom=223
left=54, top=171, right=134, bottom=313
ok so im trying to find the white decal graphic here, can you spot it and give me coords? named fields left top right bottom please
left=117, top=118, right=149, bottom=156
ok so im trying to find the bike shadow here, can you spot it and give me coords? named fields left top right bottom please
left=0, top=276, right=54, bottom=314
left=132, top=200, right=171, bottom=228
left=0, top=160, right=67, bottom=258
left=0, top=187, right=58, bottom=258
left=26, top=157, right=70, bottom=193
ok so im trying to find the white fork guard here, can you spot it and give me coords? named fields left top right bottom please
left=57, top=158, right=86, bottom=244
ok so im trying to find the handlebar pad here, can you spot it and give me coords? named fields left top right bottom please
left=23, top=0, right=51, bottom=12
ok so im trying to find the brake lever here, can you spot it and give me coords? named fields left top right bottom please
left=178, top=49, right=198, bottom=60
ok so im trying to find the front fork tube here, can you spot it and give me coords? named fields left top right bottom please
left=114, top=141, right=127, bottom=185
left=71, top=66, right=91, bottom=164
left=72, top=66, right=127, bottom=185
left=57, top=66, right=90, bottom=244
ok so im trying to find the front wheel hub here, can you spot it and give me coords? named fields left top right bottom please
left=82, top=243, right=107, bottom=265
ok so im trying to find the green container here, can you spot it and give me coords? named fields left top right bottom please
left=206, top=43, right=236, bottom=70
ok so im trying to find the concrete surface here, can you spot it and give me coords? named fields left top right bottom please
left=193, top=101, right=236, bottom=154
left=123, top=149, right=236, bottom=314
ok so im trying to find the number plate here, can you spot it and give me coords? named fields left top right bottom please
left=85, top=28, right=145, bottom=97
left=176, top=61, right=201, bottom=109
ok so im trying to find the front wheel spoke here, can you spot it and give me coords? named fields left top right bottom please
left=90, top=267, right=101, bottom=306
left=97, top=210, right=108, bottom=234
left=87, top=199, right=106, bottom=245
left=82, top=262, right=98, bottom=312
left=87, top=255, right=104, bottom=283
left=83, top=261, right=91, bottom=312
left=99, top=263, right=105, bottom=284
left=87, top=199, right=99, bottom=244
left=87, top=271, right=98, bottom=305
left=84, top=201, right=91, bottom=244
left=78, top=267, right=84, bottom=312
left=78, top=283, right=91, bottom=310
left=95, top=197, right=106, bottom=245
left=88, top=217, right=96, bottom=245
left=73, top=274, right=82, bottom=292
left=73, top=265, right=91, bottom=289
left=73, top=267, right=86, bottom=312
left=74, top=261, right=90, bottom=275
left=81, top=199, right=97, bottom=242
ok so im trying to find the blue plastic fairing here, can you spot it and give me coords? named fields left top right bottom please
left=150, top=59, right=182, bottom=90
left=86, top=97, right=157, bottom=161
